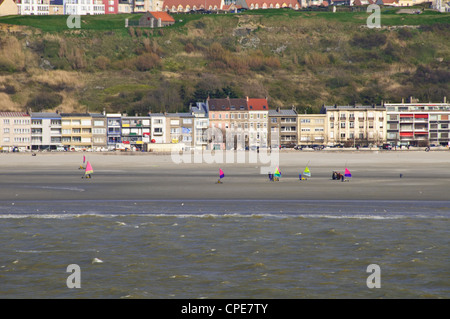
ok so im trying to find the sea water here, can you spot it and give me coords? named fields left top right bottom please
left=0, top=199, right=448, bottom=299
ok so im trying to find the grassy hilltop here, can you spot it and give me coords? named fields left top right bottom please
left=0, top=8, right=449, bottom=114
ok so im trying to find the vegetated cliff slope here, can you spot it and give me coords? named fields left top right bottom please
left=0, top=10, right=449, bottom=114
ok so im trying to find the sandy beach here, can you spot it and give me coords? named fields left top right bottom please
left=1, top=150, right=450, bottom=202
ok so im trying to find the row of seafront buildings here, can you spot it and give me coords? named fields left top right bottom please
left=1, top=0, right=448, bottom=17
left=1, top=96, right=449, bottom=152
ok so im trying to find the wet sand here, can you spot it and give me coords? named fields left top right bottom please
left=1, top=150, right=450, bottom=202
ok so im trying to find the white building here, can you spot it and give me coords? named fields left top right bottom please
left=0, top=112, right=31, bottom=152
left=18, top=0, right=50, bottom=15
left=30, top=112, right=62, bottom=151
left=64, top=0, right=105, bottom=15
left=190, top=102, right=209, bottom=150
left=149, top=113, right=166, bottom=144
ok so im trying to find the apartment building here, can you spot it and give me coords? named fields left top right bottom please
left=207, top=98, right=231, bottom=150
left=0, top=112, right=31, bottom=152
left=121, top=115, right=151, bottom=151
left=91, top=113, right=107, bottom=151
left=321, top=104, right=386, bottom=147
left=17, top=0, right=49, bottom=15
left=166, top=113, right=195, bottom=150
left=49, top=0, right=63, bottom=14
left=30, top=112, right=62, bottom=151
left=268, top=107, right=298, bottom=148
left=297, top=113, right=327, bottom=146
left=102, top=0, right=118, bottom=13
left=149, top=113, right=166, bottom=144
left=190, top=102, right=209, bottom=150
left=64, top=0, right=105, bottom=15
left=247, top=98, right=269, bottom=149
left=60, top=113, right=93, bottom=151
left=106, top=113, right=122, bottom=150
left=385, top=98, right=450, bottom=147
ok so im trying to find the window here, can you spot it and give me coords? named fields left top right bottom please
left=94, top=120, right=104, bottom=126
left=93, top=128, right=106, bottom=134
left=340, top=122, right=346, bottom=128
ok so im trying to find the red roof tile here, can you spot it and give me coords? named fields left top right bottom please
left=247, top=98, right=269, bottom=111
left=162, top=0, right=223, bottom=10
left=149, top=11, right=175, bottom=23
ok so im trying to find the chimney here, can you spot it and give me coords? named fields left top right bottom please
left=444, top=96, right=447, bottom=103
left=401, top=98, right=404, bottom=104
left=409, top=96, right=413, bottom=103
left=246, top=96, right=249, bottom=101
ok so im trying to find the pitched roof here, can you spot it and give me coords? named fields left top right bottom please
left=60, top=113, right=91, bottom=117
left=0, top=112, right=29, bottom=117
left=268, top=109, right=297, bottom=116
left=30, top=112, right=61, bottom=119
left=166, top=112, right=194, bottom=118
left=247, top=98, right=269, bottom=111
left=148, top=11, right=175, bottom=23
left=208, top=98, right=248, bottom=111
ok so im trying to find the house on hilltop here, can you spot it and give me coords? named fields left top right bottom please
left=138, top=11, right=175, bottom=27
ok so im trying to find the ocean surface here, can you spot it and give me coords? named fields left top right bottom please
left=0, top=199, right=448, bottom=299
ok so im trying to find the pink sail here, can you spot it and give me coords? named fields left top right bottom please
left=219, top=169, right=224, bottom=179
left=344, top=168, right=351, bottom=178
left=85, top=161, right=93, bottom=175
